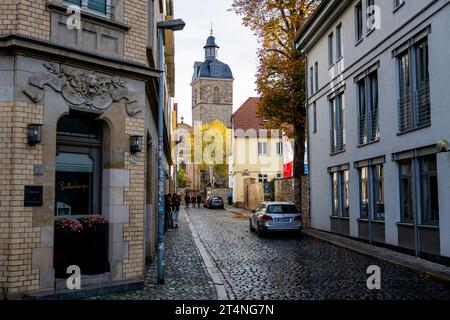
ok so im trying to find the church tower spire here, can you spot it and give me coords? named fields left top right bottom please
left=204, top=29, right=219, bottom=61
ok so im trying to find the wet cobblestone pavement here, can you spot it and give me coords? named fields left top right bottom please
left=95, top=207, right=450, bottom=300
left=93, top=211, right=217, bottom=300
left=186, top=208, right=450, bottom=300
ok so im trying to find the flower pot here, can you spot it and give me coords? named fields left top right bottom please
left=54, top=232, right=83, bottom=279
left=80, top=228, right=109, bottom=275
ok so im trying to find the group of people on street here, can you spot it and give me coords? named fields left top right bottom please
left=164, top=193, right=181, bottom=231
left=184, top=193, right=202, bottom=208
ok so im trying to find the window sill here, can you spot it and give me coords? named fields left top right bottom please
left=396, top=222, right=440, bottom=230
left=336, top=56, right=344, bottom=64
left=330, top=148, right=346, bottom=156
left=366, top=28, right=375, bottom=37
left=393, top=2, right=405, bottom=13
left=355, top=38, right=363, bottom=47
left=397, top=124, right=431, bottom=136
left=358, top=218, right=385, bottom=224
left=330, top=216, right=349, bottom=220
left=328, top=63, right=335, bottom=70
left=48, top=2, right=130, bottom=31
left=418, top=224, right=440, bottom=230
left=357, top=139, right=380, bottom=148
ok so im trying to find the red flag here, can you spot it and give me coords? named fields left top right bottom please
left=283, top=135, right=294, bottom=178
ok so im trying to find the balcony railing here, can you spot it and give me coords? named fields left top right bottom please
left=358, top=109, right=379, bottom=145
left=398, top=95, right=413, bottom=132
left=414, top=84, right=431, bottom=128
left=330, top=127, right=345, bottom=154
left=398, top=82, right=431, bottom=133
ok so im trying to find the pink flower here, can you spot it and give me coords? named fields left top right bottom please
left=79, top=214, right=108, bottom=233
left=55, top=218, right=83, bottom=234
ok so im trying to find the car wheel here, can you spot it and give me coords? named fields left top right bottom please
left=256, top=225, right=265, bottom=238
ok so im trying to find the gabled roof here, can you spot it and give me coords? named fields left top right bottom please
left=232, top=97, right=264, bottom=131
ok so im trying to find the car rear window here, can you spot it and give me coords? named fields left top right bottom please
left=211, top=197, right=222, bottom=200
left=266, top=205, right=299, bottom=214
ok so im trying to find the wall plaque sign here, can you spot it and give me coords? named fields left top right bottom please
left=24, top=186, right=43, bottom=207
left=34, top=165, right=44, bottom=176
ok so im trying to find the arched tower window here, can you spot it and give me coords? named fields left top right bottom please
left=213, top=86, right=220, bottom=103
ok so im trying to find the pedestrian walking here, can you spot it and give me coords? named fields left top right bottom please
left=185, top=194, right=190, bottom=208
left=227, top=190, right=233, bottom=205
left=191, top=195, right=197, bottom=208
left=171, top=193, right=180, bottom=228
left=164, top=194, right=173, bottom=231
left=196, top=194, right=202, bottom=208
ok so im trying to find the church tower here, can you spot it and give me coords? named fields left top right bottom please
left=191, top=31, right=234, bottom=127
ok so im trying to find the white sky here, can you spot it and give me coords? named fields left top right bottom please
left=173, top=0, right=259, bottom=125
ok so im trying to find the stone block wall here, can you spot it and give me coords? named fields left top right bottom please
left=192, top=79, right=233, bottom=128
left=123, top=117, right=146, bottom=279
left=275, top=177, right=310, bottom=228
left=0, top=102, right=44, bottom=296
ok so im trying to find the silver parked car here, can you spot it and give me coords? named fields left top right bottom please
left=249, top=202, right=302, bottom=237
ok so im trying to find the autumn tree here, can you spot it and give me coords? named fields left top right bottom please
left=231, top=0, right=320, bottom=207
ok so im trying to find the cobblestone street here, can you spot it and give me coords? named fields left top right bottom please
left=186, top=207, right=450, bottom=300
left=97, top=207, right=450, bottom=300
left=95, top=211, right=217, bottom=300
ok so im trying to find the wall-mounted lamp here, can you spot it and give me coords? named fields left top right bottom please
left=437, top=139, right=450, bottom=153
left=130, top=135, right=143, bottom=153
left=28, top=124, right=42, bottom=145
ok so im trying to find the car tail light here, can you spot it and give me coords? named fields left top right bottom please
left=261, top=215, right=273, bottom=222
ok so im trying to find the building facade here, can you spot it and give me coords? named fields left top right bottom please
left=297, top=0, right=450, bottom=262
left=0, top=0, right=177, bottom=298
left=231, top=98, right=284, bottom=207
left=191, top=33, right=234, bottom=128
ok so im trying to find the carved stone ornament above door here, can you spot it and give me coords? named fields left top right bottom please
left=25, top=63, right=143, bottom=116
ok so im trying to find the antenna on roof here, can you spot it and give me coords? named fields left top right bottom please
left=210, top=22, right=213, bottom=36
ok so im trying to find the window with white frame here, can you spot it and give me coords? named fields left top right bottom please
left=258, top=174, right=268, bottom=183
left=65, top=0, right=110, bottom=16
left=276, top=142, right=283, bottom=156
left=258, top=142, right=268, bottom=155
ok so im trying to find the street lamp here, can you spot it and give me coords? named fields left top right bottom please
left=157, top=18, right=185, bottom=285
left=437, top=139, right=450, bottom=153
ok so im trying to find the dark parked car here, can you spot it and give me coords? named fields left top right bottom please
left=204, top=196, right=225, bottom=209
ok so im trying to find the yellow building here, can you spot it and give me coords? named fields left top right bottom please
left=231, top=98, right=285, bottom=207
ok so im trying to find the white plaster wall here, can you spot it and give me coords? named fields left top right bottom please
left=306, top=1, right=450, bottom=255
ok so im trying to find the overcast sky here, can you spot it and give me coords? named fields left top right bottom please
left=173, top=0, right=259, bottom=125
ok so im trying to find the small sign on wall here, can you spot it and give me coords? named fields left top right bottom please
left=24, top=186, right=43, bottom=207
